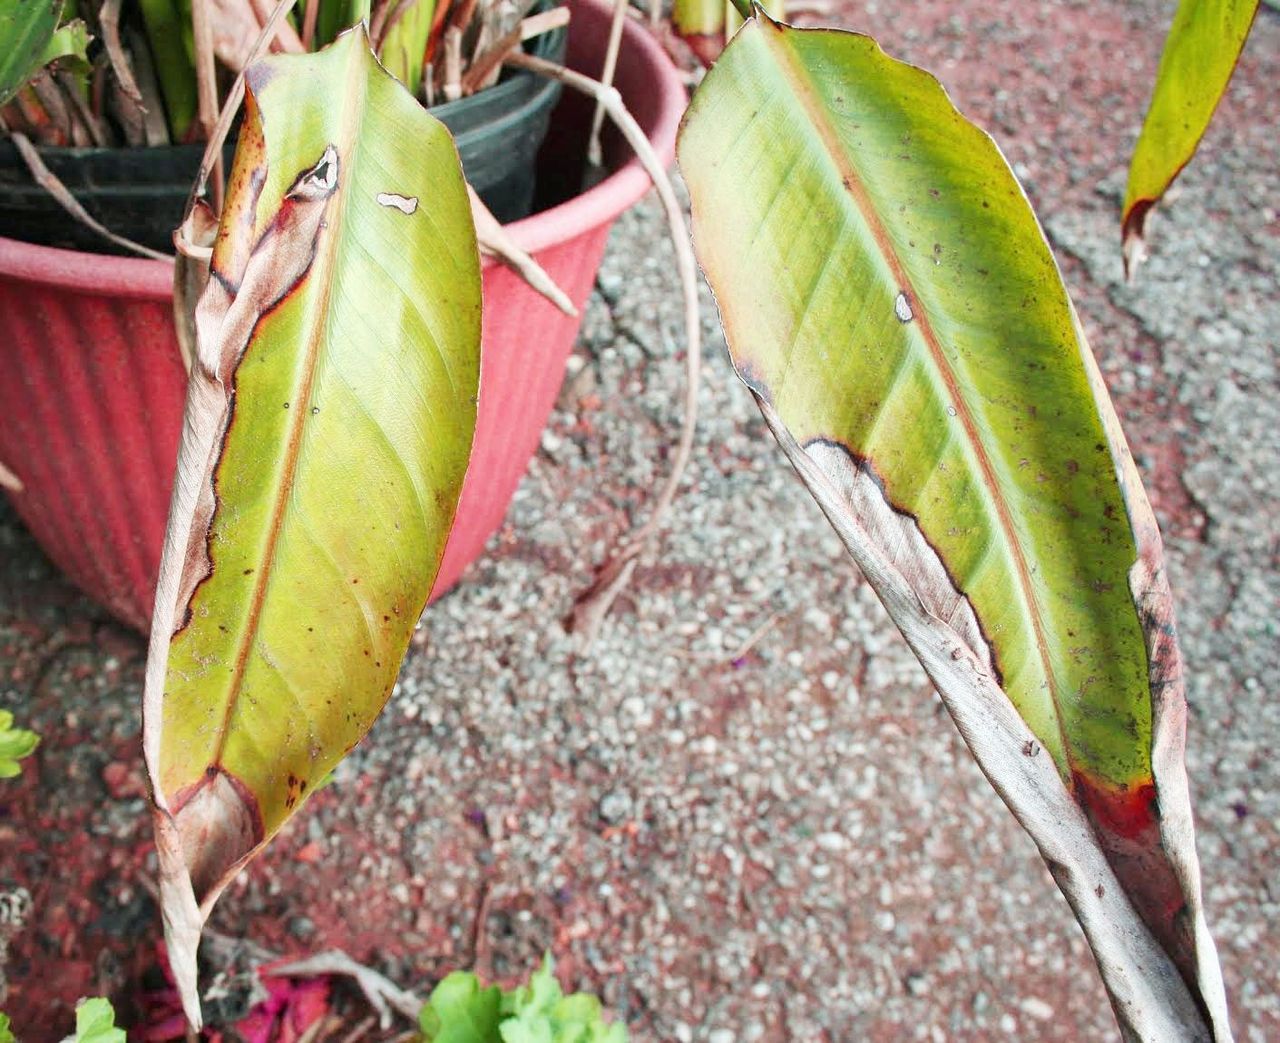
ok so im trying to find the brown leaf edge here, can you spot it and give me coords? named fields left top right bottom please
left=753, top=378, right=1228, bottom=1040
left=143, top=103, right=344, bottom=1028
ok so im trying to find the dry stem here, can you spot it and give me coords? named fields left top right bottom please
left=0, top=460, right=23, bottom=493
left=250, top=0, right=308, bottom=51
left=443, top=26, right=464, bottom=100
left=504, top=51, right=702, bottom=647
left=100, top=0, right=145, bottom=105
left=56, top=70, right=109, bottom=147
left=267, top=951, right=424, bottom=1029
left=336, top=1015, right=378, bottom=1043
left=585, top=0, right=628, bottom=170
left=461, top=7, right=571, bottom=94
left=191, top=0, right=224, bottom=209
left=302, top=0, right=321, bottom=48
left=469, top=186, right=577, bottom=316
left=186, top=0, right=302, bottom=218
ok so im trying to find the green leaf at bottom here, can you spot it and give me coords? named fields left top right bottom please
left=421, top=973, right=503, bottom=1043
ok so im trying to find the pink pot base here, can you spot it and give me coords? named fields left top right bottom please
left=0, top=0, right=685, bottom=631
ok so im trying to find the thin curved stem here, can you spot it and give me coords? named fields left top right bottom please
left=504, top=51, right=703, bottom=647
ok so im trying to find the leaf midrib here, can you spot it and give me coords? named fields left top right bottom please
left=207, top=36, right=370, bottom=772
left=761, top=21, right=1070, bottom=767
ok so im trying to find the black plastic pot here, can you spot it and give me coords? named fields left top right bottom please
left=0, top=19, right=565, bottom=253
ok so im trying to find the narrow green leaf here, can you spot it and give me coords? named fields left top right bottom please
left=315, top=0, right=354, bottom=48
left=143, top=24, right=481, bottom=1027
left=1123, top=0, right=1258, bottom=275
left=0, top=710, right=40, bottom=778
left=672, top=0, right=725, bottom=64
left=0, top=1012, right=14, bottom=1043
left=673, top=0, right=724, bottom=36
left=378, top=0, right=436, bottom=97
left=0, top=0, right=62, bottom=105
left=680, top=16, right=1230, bottom=1041
left=137, top=0, right=196, bottom=139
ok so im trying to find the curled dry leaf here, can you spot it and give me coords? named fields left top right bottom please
left=144, top=25, right=481, bottom=1027
left=679, top=15, right=1231, bottom=1042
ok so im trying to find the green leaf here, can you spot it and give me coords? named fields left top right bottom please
left=418, top=958, right=625, bottom=1043
left=315, top=0, right=354, bottom=48
left=1123, top=0, right=1259, bottom=275
left=0, top=710, right=40, bottom=778
left=0, top=0, right=61, bottom=105
left=672, top=0, right=723, bottom=37
left=679, top=16, right=1230, bottom=1042
left=143, top=23, right=481, bottom=1029
left=499, top=956, right=626, bottom=1043
left=0, top=1012, right=14, bottom=1043
left=36, top=18, right=90, bottom=72
left=137, top=0, right=197, bottom=139
left=378, top=0, right=436, bottom=97
left=71, top=998, right=125, bottom=1043
left=420, top=972, right=503, bottom=1043
left=501, top=955, right=561, bottom=1020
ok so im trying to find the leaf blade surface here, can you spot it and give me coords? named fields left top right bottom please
left=0, top=0, right=62, bottom=105
left=143, top=24, right=481, bottom=1024
left=1123, top=0, right=1258, bottom=273
left=679, top=16, right=1231, bottom=1041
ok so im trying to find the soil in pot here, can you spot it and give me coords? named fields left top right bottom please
left=0, top=13, right=566, bottom=253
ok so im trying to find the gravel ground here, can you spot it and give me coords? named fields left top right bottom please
left=1, top=0, right=1277, bottom=1040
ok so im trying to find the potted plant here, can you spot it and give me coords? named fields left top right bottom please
left=0, top=0, right=1256, bottom=1038
left=0, top=0, right=686, bottom=632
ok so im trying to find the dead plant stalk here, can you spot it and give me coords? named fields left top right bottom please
left=586, top=0, right=629, bottom=170
left=504, top=50, right=703, bottom=646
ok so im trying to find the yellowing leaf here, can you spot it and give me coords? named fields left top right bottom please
left=143, top=24, right=481, bottom=1027
left=680, top=16, right=1231, bottom=1041
left=1123, top=0, right=1259, bottom=275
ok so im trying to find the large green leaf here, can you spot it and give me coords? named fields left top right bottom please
left=143, top=23, right=481, bottom=1027
left=679, top=15, right=1231, bottom=1042
left=420, top=973, right=503, bottom=1043
left=1123, top=0, right=1258, bottom=275
left=0, top=0, right=63, bottom=105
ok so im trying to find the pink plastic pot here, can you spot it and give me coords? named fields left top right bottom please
left=0, top=0, right=685, bottom=632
